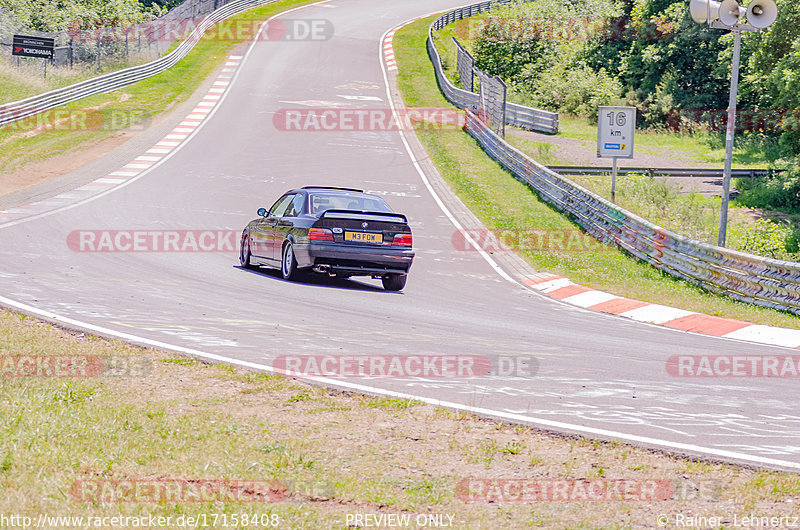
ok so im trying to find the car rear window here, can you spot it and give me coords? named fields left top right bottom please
left=310, top=193, right=393, bottom=215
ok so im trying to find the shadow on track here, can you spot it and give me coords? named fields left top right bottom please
left=233, top=265, right=397, bottom=293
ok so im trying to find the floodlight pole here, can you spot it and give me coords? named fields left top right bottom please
left=717, top=28, right=742, bottom=247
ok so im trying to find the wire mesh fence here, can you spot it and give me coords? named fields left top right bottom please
left=0, top=0, right=236, bottom=72
left=0, top=0, right=277, bottom=128
left=453, top=37, right=474, bottom=92
left=476, top=68, right=507, bottom=137
left=428, top=4, right=558, bottom=134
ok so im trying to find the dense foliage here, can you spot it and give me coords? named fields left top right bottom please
left=0, top=0, right=181, bottom=30
left=466, top=0, right=800, bottom=155
left=736, top=165, right=800, bottom=211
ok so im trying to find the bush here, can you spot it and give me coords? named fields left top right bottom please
left=0, top=0, right=172, bottom=31
left=614, top=173, right=719, bottom=243
left=730, top=218, right=795, bottom=260
left=735, top=168, right=800, bottom=212
left=519, top=60, right=622, bottom=116
left=467, top=0, right=621, bottom=115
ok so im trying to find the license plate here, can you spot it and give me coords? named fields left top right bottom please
left=344, top=231, right=382, bottom=244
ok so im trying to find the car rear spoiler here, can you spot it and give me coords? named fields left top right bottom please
left=320, top=209, right=408, bottom=223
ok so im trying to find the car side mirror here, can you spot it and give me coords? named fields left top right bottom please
left=257, top=208, right=267, bottom=217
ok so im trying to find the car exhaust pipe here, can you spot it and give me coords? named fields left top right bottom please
left=313, top=264, right=336, bottom=276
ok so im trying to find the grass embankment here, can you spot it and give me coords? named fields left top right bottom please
left=0, top=0, right=318, bottom=178
left=396, top=15, right=800, bottom=328
left=556, top=117, right=780, bottom=168
left=2, top=309, right=800, bottom=526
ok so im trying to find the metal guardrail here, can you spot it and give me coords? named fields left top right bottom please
left=425, top=2, right=800, bottom=313
left=427, top=1, right=559, bottom=135
left=0, top=0, right=277, bottom=128
left=550, top=167, right=781, bottom=179
left=464, top=112, right=800, bottom=315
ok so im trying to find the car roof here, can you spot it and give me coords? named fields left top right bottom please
left=292, top=188, right=384, bottom=200
left=300, top=186, right=364, bottom=193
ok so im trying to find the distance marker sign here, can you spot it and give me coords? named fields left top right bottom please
left=597, top=106, right=635, bottom=159
left=12, top=35, right=55, bottom=59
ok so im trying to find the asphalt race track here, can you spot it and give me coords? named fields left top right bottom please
left=1, top=0, right=799, bottom=471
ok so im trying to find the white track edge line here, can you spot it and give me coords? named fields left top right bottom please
left=0, top=5, right=795, bottom=473
left=376, top=14, right=800, bottom=471
left=0, top=293, right=798, bottom=471
left=0, top=0, right=329, bottom=231
left=381, top=12, right=800, bottom=353
left=379, top=15, right=516, bottom=285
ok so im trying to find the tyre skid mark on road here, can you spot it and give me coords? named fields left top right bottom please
left=0, top=4, right=796, bottom=473
left=378, top=15, right=800, bottom=469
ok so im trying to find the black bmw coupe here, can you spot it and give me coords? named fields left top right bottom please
left=239, top=187, right=415, bottom=291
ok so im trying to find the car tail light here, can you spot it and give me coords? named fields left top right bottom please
left=309, top=228, right=334, bottom=241
left=392, top=233, right=413, bottom=247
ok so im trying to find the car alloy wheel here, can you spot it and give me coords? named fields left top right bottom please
left=240, top=231, right=253, bottom=269
left=282, top=242, right=299, bottom=281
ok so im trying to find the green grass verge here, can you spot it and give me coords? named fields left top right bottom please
left=0, top=0, right=319, bottom=176
left=0, top=50, right=166, bottom=105
left=396, top=15, right=800, bottom=329
left=2, top=309, right=799, bottom=525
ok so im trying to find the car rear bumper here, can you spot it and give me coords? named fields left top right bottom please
left=294, top=242, right=414, bottom=276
